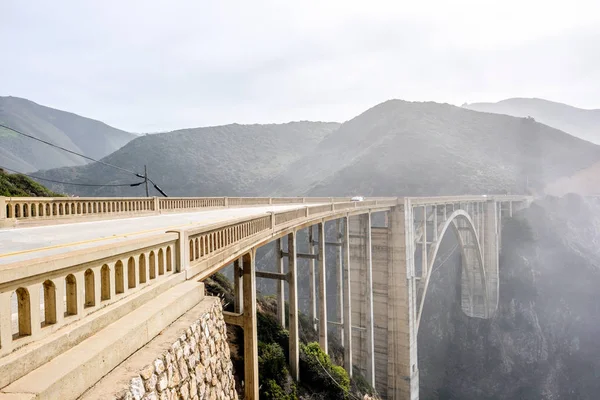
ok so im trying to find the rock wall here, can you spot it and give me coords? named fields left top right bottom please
left=114, top=298, right=237, bottom=400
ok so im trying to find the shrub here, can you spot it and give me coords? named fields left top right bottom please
left=258, top=342, right=296, bottom=399
left=300, top=342, right=350, bottom=399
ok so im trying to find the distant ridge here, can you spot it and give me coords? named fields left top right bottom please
left=0, top=96, right=136, bottom=172
left=463, top=98, right=600, bottom=144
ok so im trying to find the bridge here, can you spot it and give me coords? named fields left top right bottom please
left=0, top=195, right=530, bottom=399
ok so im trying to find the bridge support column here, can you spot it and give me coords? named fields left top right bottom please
left=275, top=239, right=285, bottom=328
left=363, top=214, right=375, bottom=387
left=288, top=231, right=300, bottom=381
left=308, top=226, right=317, bottom=330
left=387, top=202, right=419, bottom=400
left=336, top=219, right=344, bottom=346
left=233, top=258, right=243, bottom=314
left=349, top=214, right=375, bottom=385
left=342, top=216, right=353, bottom=377
left=484, top=200, right=500, bottom=315
left=317, top=222, right=328, bottom=354
left=242, top=251, right=259, bottom=400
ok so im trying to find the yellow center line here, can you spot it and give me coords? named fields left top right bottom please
left=0, top=217, right=225, bottom=259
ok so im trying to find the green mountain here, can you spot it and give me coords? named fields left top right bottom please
left=463, top=98, right=600, bottom=144
left=34, top=121, right=340, bottom=196
left=0, top=168, right=62, bottom=197
left=0, top=96, right=136, bottom=172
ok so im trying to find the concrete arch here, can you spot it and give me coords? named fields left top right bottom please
left=417, top=210, right=488, bottom=330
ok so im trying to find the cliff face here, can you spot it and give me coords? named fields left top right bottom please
left=419, top=195, right=600, bottom=400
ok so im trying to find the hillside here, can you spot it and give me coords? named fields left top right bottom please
left=265, top=100, right=600, bottom=197
left=0, top=168, right=62, bottom=197
left=0, top=96, right=136, bottom=172
left=35, top=122, right=340, bottom=197
left=463, top=98, right=600, bottom=144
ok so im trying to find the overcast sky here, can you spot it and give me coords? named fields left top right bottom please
left=2, top=1, right=599, bottom=132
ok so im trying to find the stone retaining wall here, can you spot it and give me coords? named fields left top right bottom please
left=112, top=298, right=237, bottom=400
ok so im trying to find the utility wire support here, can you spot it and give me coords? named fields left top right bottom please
left=144, top=165, right=149, bottom=197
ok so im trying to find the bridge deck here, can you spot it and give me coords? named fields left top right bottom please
left=0, top=203, right=316, bottom=265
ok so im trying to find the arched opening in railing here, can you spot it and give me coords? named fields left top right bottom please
left=139, top=253, right=147, bottom=284
left=77, top=204, right=81, bottom=214
left=128, top=257, right=136, bottom=288
left=195, top=239, right=199, bottom=260
left=39, top=203, right=44, bottom=216
left=166, top=246, right=173, bottom=272
left=58, top=203, right=64, bottom=216
left=115, top=261, right=125, bottom=294
left=14, top=204, right=21, bottom=218
left=42, top=280, right=57, bottom=326
left=13, top=288, right=31, bottom=338
left=71, top=203, right=75, bottom=214
left=6, top=204, right=12, bottom=218
left=23, top=204, right=29, bottom=217
left=189, top=240, right=194, bottom=261
left=45, top=203, right=50, bottom=216
left=101, top=264, right=111, bottom=300
left=149, top=251, right=156, bottom=280
left=200, top=237, right=205, bottom=257
left=31, top=204, right=36, bottom=217
left=84, top=269, right=95, bottom=307
left=158, top=248, right=165, bottom=275
left=65, top=274, right=77, bottom=316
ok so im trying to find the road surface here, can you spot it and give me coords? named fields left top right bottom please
left=0, top=204, right=315, bottom=265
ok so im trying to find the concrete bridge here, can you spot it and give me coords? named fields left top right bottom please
left=0, top=195, right=530, bottom=399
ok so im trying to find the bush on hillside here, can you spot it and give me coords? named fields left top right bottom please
left=300, top=342, right=350, bottom=399
left=258, top=342, right=296, bottom=399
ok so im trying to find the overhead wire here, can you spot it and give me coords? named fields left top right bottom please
left=0, top=123, right=169, bottom=196
left=0, top=123, right=143, bottom=178
left=0, top=166, right=145, bottom=187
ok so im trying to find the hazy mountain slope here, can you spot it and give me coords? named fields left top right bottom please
left=464, top=98, right=600, bottom=144
left=544, top=160, right=600, bottom=196
left=0, top=96, right=136, bottom=172
left=263, top=100, right=600, bottom=197
left=35, top=122, right=340, bottom=197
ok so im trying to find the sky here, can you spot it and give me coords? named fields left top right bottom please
left=1, top=0, right=600, bottom=132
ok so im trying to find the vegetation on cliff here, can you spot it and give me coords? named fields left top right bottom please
left=204, top=273, right=376, bottom=399
left=0, top=168, right=63, bottom=197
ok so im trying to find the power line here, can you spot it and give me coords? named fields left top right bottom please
left=0, top=123, right=168, bottom=196
left=0, top=123, right=142, bottom=178
left=0, top=166, right=145, bottom=188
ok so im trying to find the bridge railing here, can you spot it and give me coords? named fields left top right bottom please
left=1, top=197, right=156, bottom=221
left=0, top=232, right=180, bottom=358
left=0, top=196, right=358, bottom=225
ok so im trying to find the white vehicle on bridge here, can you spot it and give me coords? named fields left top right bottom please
left=351, top=196, right=364, bottom=201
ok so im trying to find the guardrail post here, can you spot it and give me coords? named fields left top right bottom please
left=153, top=197, right=160, bottom=214
left=167, top=229, right=189, bottom=275
left=305, top=207, right=309, bottom=217
left=270, top=212, right=275, bottom=230
left=224, top=197, right=229, bottom=207
left=0, top=197, right=5, bottom=219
